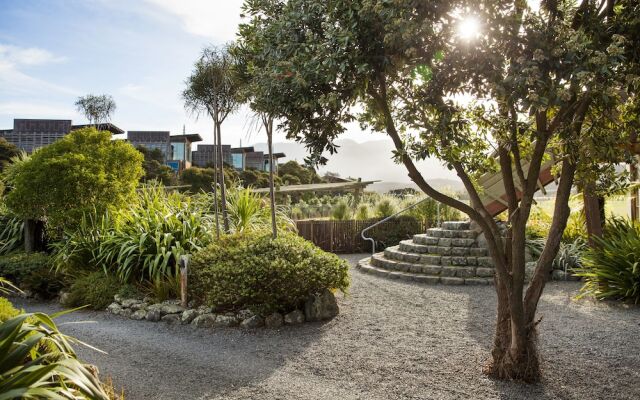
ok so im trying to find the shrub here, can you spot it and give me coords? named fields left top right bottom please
left=374, top=197, right=398, bottom=218
left=189, top=232, right=350, bottom=313
left=331, top=199, right=351, bottom=220
left=0, top=296, right=22, bottom=322
left=576, top=218, right=640, bottom=303
left=0, top=252, right=63, bottom=299
left=4, top=127, right=143, bottom=231
left=224, top=186, right=295, bottom=233
left=369, top=215, right=425, bottom=251
left=63, top=272, right=121, bottom=310
left=355, top=203, right=371, bottom=220
left=404, top=195, right=462, bottom=226
left=0, top=312, right=110, bottom=399
left=0, top=212, right=23, bottom=255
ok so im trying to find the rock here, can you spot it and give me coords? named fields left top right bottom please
left=264, top=312, right=284, bottom=328
left=192, top=313, right=217, bottom=328
left=552, top=269, right=567, bottom=281
left=114, top=294, right=124, bottom=304
left=161, top=314, right=181, bottom=325
left=131, top=310, right=147, bottom=320
left=196, top=305, right=212, bottom=315
left=304, top=289, right=339, bottom=322
left=284, top=310, right=305, bottom=325
left=59, top=291, right=70, bottom=305
left=145, top=309, right=161, bottom=322
left=106, top=302, right=122, bottom=315
left=120, top=308, right=133, bottom=318
left=130, top=302, right=148, bottom=311
left=143, top=296, right=154, bottom=304
left=213, top=314, right=239, bottom=327
left=240, top=315, right=264, bottom=329
left=121, top=298, right=141, bottom=308
left=236, top=309, right=254, bottom=320
left=181, top=309, right=198, bottom=324
left=160, top=303, right=185, bottom=316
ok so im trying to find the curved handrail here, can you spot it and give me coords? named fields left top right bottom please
left=361, top=198, right=439, bottom=254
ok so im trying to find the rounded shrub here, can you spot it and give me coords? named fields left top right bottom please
left=189, top=232, right=350, bottom=314
left=63, top=272, right=121, bottom=310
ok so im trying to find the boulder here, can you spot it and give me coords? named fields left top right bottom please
left=120, top=308, right=133, bottom=318
left=121, top=298, right=141, bottom=309
left=304, top=289, right=339, bottom=322
left=59, top=291, right=70, bottom=305
left=525, top=261, right=537, bottom=282
left=131, top=310, right=147, bottom=320
left=237, top=309, right=254, bottom=320
left=145, top=309, right=161, bottom=322
left=130, top=302, right=148, bottom=311
left=552, top=269, right=567, bottom=281
left=114, top=294, right=124, bottom=304
left=196, top=305, right=212, bottom=315
left=106, top=302, right=122, bottom=315
left=192, top=313, right=217, bottom=328
left=160, top=303, right=185, bottom=316
left=264, top=312, right=284, bottom=329
left=181, top=309, right=198, bottom=325
left=240, top=315, right=264, bottom=329
left=213, top=314, right=239, bottom=327
left=161, top=314, right=181, bottom=325
left=284, top=310, right=305, bottom=325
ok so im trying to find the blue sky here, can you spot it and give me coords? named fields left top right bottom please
left=0, top=0, right=378, bottom=147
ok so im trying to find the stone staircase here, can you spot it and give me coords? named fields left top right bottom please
left=356, top=221, right=495, bottom=285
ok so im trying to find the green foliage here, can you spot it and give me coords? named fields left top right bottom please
left=239, top=168, right=281, bottom=188
left=0, top=137, right=20, bottom=173
left=354, top=203, right=370, bottom=220
left=374, top=197, right=398, bottom=218
left=526, top=206, right=553, bottom=240
left=63, top=271, right=120, bottom=310
left=0, top=212, right=24, bottom=255
left=189, top=232, right=349, bottom=313
left=75, top=93, right=116, bottom=127
left=225, top=186, right=295, bottom=233
left=180, top=167, right=217, bottom=192
left=404, top=195, right=462, bottom=226
left=0, top=252, right=62, bottom=299
left=4, top=127, right=143, bottom=231
left=576, top=218, right=640, bottom=303
left=368, top=215, right=425, bottom=251
left=563, top=211, right=587, bottom=243
left=277, top=161, right=320, bottom=184
left=0, top=297, right=22, bottom=322
left=137, top=145, right=177, bottom=186
left=0, top=312, right=110, bottom=399
left=331, top=199, right=351, bottom=220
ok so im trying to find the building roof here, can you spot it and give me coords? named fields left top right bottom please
left=231, top=146, right=255, bottom=153
left=169, top=133, right=203, bottom=143
left=71, top=123, right=125, bottom=135
left=253, top=180, right=379, bottom=194
left=264, top=152, right=286, bottom=159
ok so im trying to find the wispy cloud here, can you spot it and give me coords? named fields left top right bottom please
left=0, top=44, right=67, bottom=66
left=143, top=0, right=243, bottom=42
left=0, top=101, right=74, bottom=118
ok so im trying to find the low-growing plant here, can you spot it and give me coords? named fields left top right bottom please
left=0, top=252, right=63, bottom=299
left=0, top=312, right=110, bottom=399
left=63, top=272, right=121, bottom=310
left=576, top=218, right=640, bottom=303
left=223, top=186, right=295, bottom=233
left=0, top=296, right=22, bottom=322
left=374, top=196, right=398, bottom=218
left=331, top=199, right=351, bottom=220
left=354, top=203, right=371, bottom=220
left=189, top=232, right=349, bottom=314
left=0, top=213, right=23, bottom=255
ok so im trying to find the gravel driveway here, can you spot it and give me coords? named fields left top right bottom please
left=13, top=254, right=640, bottom=400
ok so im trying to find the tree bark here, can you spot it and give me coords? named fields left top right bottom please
left=24, top=219, right=37, bottom=253
left=212, top=123, right=221, bottom=239
left=265, top=115, right=278, bottom=239
left=216, top=121, right=230, bottom=233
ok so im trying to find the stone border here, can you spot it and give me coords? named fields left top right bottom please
left=105, top=289, right=339, bottom=329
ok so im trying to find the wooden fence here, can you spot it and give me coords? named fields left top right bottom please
left=295, top=217, right=430, bottom=253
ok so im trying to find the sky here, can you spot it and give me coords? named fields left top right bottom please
left=0, top=0, right=459, bottom=183
left=0, top=0, right=382, bottom=144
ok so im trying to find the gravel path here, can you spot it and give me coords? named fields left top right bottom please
left=13, top=254, right=640, bottom=400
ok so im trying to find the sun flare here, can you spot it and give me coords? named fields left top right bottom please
left=458, top=16, right=481, bottom=40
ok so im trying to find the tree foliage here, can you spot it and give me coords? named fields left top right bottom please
left=239, top=0, right=640, bottom=381
left=4, top=127, right=143, bottom=230
left=136, top=145, right=177, bottom=186
left=75, top=94, right=117, bottom=126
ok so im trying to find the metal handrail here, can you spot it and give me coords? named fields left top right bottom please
left=361, top=198, right=440, bottom=254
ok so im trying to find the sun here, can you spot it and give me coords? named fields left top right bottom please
left=457, top=16, right=481, bottom=40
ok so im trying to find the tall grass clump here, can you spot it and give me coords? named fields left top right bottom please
left=331, top=199, right=352, bottom=220
left=576, top=218, right=640, bottom=303
left=0, top=207, right=23, bottom=255
left=374, top=196, right=398, bottom=218
left=54, top=184, right=215, bottom=284
left=222, top=186, right=295, bottom=233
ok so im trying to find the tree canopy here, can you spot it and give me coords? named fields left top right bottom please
left=238, top=0, right=640, bottom=381
left=75, top=94, right=117, bottom=126
left=4, top=127, right=143, bottom=230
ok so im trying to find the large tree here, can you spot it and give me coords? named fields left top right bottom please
left=75, top=94, right=117, bottom=128
left=183, top=45, right=240, bottom=236
left=239, top=0, right=639, bottom=381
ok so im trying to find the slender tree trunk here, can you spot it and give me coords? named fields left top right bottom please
left=265, top=115, right=278, bottom=239
left=24, top=219, right=37, bottom=253
left=583, top=181, right=603, bottom=246
left=216, top=121, right=230, bottom=233
left=212, top=123, right=220, bottom=239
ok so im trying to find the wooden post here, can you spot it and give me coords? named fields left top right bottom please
left=179, top=255, right=189, bottom=308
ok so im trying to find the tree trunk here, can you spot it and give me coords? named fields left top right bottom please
left=212, top=123, right=221, bottom=239
left=24, top=219, right=44, bottom=253
left=216, top=121, right=230, bottom=233
left=265, top=116, right=278, bottom=239
left=583, top=182, right=603, bottom=246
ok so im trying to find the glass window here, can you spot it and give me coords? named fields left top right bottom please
left=232, top=153, right=244, bottom=169
left=171, top=142, right=185, bottom=161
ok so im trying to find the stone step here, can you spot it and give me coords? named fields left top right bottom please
left=412, top=234, right=477, bottom=248
left=357, top=257, right=492, bottom=285
left=441, top=221, right=471, bottom=230
left=384, top=245, right=492, bottom=267
left=371, top=253, right=495, bottom=279
left=426, top=228, right=477, bottom=239
left=401, top=240, right=488, bottom=257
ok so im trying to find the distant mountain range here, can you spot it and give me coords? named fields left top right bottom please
left=253, top=138, right=464, bottom=194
